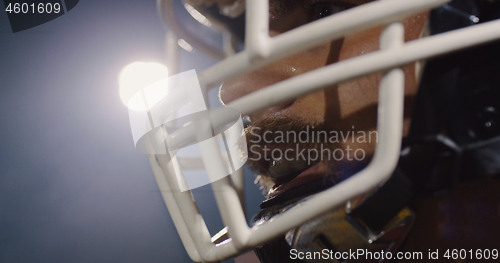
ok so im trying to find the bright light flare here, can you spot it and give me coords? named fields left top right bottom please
left=119, top=62, right=169, bottom=111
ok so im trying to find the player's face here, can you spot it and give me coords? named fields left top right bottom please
left=220, top=0, right=428, bottom=197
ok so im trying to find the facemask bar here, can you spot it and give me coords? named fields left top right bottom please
left=152, top=0, right=500, bottom=262
left=158, top=0, right=238, bottom=60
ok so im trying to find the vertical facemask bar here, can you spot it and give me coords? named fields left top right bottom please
left=229, top=167, right=246, bottom=215
left=150, top=29, right=233, bottom=263
left=245, top=0, right=270, bottom=58
left=197, top=118, right=251, bottom=248
left=164, top=16, right=250, bottom=260
left=243, top=20, right=405, bottom=248
left=193, top=0, right=275, bottom=251
left=223, top=31, right=237, bottom=56
left=147, top=154, right=203, bottom=262
left=235, top=17, right=500, bottom=249
left=154, top=153, right=228, bottom=262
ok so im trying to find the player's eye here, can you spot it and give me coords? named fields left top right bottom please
left=305, top=1, right=356, bottom=22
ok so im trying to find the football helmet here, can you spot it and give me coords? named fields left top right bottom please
left=131, top=0, right=500, bottom=262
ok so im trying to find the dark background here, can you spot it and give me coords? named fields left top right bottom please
left=0, top=1, right=263, bottom=262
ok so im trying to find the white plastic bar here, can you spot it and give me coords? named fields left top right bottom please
left=165, top=31, right=179, bottom=76
left=155, top=0, right=500, bottom=261
left=195, top=119, right=250, bottom=248
left=380, top=23, right=404, bottom=50
left=245, top=0, right=270, bottom=58
left=269, top=0, right=417, bottom=59
left=147, top=154, right=202, bottom=262
left=166, top=0, right=449, bottom=149
left=229, top=168, right=246, bottom=215
left=222, top=32, right=236, bottom=56
left=163, top=18, right=500, bottom=261
left=158, top=0, right=226, bottom=60
left=197, top=0, right=449, bottom=89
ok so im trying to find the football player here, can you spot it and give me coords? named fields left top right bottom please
left=152, top=0, right=500, bottom=262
